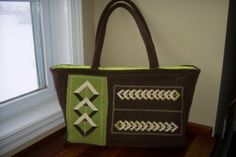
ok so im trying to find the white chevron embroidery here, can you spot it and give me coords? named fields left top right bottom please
left=73, top=80, right=99, bottom=136
left=135, top=89, right=142, bottom=100
left=141, top=121, right=148, bottom=131
left=73, top=113, right=97, bottom=127
left=124, top=120, right=131, bottom=131
left=117, top=90, right=125, bottom=100
left=74, top=98, right=98, bottom=112
left=114, top=120, right=179, bottom=133
left=117, top=89, right=180, bottom=101
left=114, top=120, right=125, bottom=131
left=135, top=120, right=143, bottom=131
left=146, top=121, right=154, bottom=132
left=170, top=122, right=178, bottom=133
left=74, top=80, right=99, bottom=96
left=129, top=121, right=136, bottom=131
left=152, top=121, right=160, bottom=131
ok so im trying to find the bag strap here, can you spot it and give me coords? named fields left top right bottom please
left=95, top=0, right=157, bottom=62
left=91, top=0, right=159, bottom=69
left=95, top=0, right=153, bottom=46
left=92, top=0, right=158, bottom=69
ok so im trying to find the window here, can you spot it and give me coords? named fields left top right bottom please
left=0, top=0, right=46, bottom=104
left=0, top=0, right=84, bottom=155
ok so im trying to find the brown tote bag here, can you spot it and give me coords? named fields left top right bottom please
left=50, top=0, right=200, bottom=147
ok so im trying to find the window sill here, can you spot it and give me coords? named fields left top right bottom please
left=0, top=98, right=65, bottom=156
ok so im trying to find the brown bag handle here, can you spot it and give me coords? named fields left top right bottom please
left=95, top=0, right=153, bottom=46
left=91, top=0, right=159, bottom=69
left=95, top=0, right=157, bottom=63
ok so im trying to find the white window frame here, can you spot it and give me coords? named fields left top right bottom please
left=0, top=0, right=84, bottom=156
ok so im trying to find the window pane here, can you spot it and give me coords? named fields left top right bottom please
left=0, top=2, right=39, bottom=103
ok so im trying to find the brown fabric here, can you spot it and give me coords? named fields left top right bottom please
left=51, top=68, right=200, bottom=147
left=50, top=0, right=200, bottom=147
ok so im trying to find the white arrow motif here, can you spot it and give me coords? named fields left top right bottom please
left=123, top=89, right=130, bottom=100
left=164, top=90, right=171, bottom=100
left=124, top=120, right=132, bottom=131
left=73, top=113, right=97, bottom=127
left=158, top=122, right=165, bottom=132
left=152, top=121, right=160, bottom=131
left=72, top=80, right=100, bottom=137
left=141, top=90, right=148, bottom=100
left=170, top=90, right=180, bottom=101
left=135, top=120, right=143, bottom=131
left=129, top=121, right=137, bottom=131
left=114, top=120, right=179, bottom=133
left=129, top=89, right=136, bottom=100
left=158, top=90, right=165, bottom=100
left=117, top=89, right=125, bottom=100
left=170, top=122, right=179, bottom=132
left=164, top=122, right=172, bottom=132
left=114, top=120, right=126, bottom=131
left=153, top=89, right=160, bottom=100
left=147, top=89, right=154, bottom=100
left=141, top=121, right=148, bottom=131
left=135, top=89, right=142, bottom=100
left=146, top=121, right=154, bottom=132
left=116, top=89, right=181, bottom=101
left=74, top=80, right=99, bottom=96
left=74, top=98, right=98, bottom=112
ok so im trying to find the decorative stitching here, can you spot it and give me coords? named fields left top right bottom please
left=114, top=120, right=178, bottom=133
left=117, top=89, right=180, bottom=101
left=73, top=113, right=97, bottom=127
left=73, top=80, right=99, bottom=136
left=74, top=80, right=99, bottom=96
left=74, top=98, right=98, bottom=112
left=111, top=85, right=184, bottom=136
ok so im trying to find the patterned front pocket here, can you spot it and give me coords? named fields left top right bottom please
left=111, top=85, right=184, bottom=136
left=66, top=75, right=108, bottom=145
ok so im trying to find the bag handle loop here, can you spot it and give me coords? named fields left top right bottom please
left=95, top=0, right=153, bottom=46
left=91, top=0, right=159, bottom=69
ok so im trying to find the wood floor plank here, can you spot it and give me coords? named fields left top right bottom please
left=78, top=146, right=122, bottom=157
left=184, top=136, right=206, bottom=157
left=55, top=144, right=89, bottom=157
left=199, top=136, right=217, bottom=157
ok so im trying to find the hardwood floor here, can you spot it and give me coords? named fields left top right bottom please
left=14, top=122, right=216, bottom=157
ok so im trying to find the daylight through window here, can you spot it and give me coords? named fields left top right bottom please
left=0, top=1, right=45, bottom=103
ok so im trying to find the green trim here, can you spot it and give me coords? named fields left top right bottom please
left=51, top=64, right=198, bottom=70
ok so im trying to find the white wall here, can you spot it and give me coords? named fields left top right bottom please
left=83, top=0, right=229, bottom=127
left=82, top=0, right=95, bottom=64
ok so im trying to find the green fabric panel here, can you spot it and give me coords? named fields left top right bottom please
left=52, top=64, right=198, bottom=70
left=66, top=75, right=108, bottom=145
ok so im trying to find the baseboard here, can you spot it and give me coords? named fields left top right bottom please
left=0, top=111, right=65, bottom=157
left=187, top=122, right=213, bottom=136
